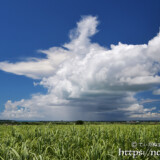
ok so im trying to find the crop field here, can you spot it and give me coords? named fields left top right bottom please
left=0, top=124, right=160, bottom=160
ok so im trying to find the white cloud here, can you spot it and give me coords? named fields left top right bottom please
left=140, top=98, right=160, bottom=104
left=0, top=16, right=160, bottom=120
left=0, top=48, right=70, bottom=79
left=153, top=89, right=160, bottom=95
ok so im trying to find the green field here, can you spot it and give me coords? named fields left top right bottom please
left=0, top=124, right=160, bottom=160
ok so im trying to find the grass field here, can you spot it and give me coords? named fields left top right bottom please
left=0, top=124, right=160, bottom=160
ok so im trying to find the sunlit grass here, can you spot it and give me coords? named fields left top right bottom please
left=0, top=124, right=160, bottom=159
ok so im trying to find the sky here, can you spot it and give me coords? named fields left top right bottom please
left=0, top=0, right=160, bottom=121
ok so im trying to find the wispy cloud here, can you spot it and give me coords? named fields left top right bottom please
left=0, top=16, right=160, bottom=120
left=153, top=89, right=160, bottom=95
left=140, top=99, right=160, bottom=104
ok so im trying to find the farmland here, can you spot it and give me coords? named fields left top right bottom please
left=0, top=123, right=160, bottom=159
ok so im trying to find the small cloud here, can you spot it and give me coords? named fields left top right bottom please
left=140, top=98, right=160, bottom=104
left=153, top=89, right=160, bottom=95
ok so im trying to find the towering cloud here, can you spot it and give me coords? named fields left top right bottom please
left=0, top=16, right=160, bottom=120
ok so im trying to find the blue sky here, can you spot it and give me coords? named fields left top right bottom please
left=0, top=0, right=160, bottom=120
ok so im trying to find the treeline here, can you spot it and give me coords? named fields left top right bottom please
left=0, top=120, right=160, bottom=125
left=0, top=120, right=74, bottom=125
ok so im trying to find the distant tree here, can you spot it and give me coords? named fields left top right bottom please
left=75, top=120, right=84, bottom=125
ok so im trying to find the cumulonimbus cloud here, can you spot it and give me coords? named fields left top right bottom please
left=0, top=16, right=160, bottom=120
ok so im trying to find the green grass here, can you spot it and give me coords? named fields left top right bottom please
left=0, top=124, right=160, bottom=159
